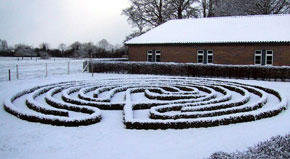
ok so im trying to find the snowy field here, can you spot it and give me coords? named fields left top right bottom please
left=0, top=72, right=289, bottom=159
left=0, top=57, right=86, bottom=82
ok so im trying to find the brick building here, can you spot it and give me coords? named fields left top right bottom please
left=125, top=14, right=290, bottom=66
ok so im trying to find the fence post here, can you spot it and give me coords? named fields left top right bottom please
left=91, top=63, right=94, bottom=77
left=87, top=61, right=90, bottom=72
left=45, top=63, right=48, bottom=77
left=16, top=65, right=19, bottom=80
left=8, top=69, right=11, bottom=81
left=68, top=62, right=70, bottom=74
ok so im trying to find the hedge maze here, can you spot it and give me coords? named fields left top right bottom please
left=3, top=77, right=288, bottom=129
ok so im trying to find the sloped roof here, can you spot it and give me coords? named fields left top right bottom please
left=126, top=14, right=290, bottom=45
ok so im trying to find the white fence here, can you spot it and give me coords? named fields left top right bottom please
left=0, top=57, right=86, bottom=82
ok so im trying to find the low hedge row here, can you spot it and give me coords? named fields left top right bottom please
left=150, top=85, right=230, bottom=113
left=149, top=84, right=268, bottom=120
left=87, top=61, right=290, bottom=81
left=123, top=80, right=288, bottom=129
left=61, top=87, right=124, bottom=110
left=144, top=89, right=205, bottom=100
left=124, top=105, right=286, bottom=130
left=4, top=104, right=102, bottom=127
left=3, top=84, right=102, bottom=127
left=45, top=87, right=98, bottom=114
left=26, top=86, right=69, bottom=117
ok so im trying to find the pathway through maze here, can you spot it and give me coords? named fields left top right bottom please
left=3, top=77, right=288, bottom=129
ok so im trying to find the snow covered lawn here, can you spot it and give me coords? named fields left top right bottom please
left=0, top=57, right=85, bottom=82
left=0, top=73, right=289, bottom=159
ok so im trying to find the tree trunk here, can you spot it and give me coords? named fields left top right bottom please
left=158, top=0, right=163, bottom=25
left=178, top=5, right=183, bottom=19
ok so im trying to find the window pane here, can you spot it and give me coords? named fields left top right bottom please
left=147, top=50, right=153, bottom=54
left=156, top=55, right=160, bottom=62
left=198, top=55, right=203, bottom=63
left=198, top=50, right=204, bottom=54
left=255, top=50, right=262, bottom=54
left=266, top=56, right=273, bottom=65
left=208, top=55, right=213, bottom=63
left=254, top=50, right=262, bottom=65
left=207, top=50, right=213, bottom=64
left=147, top=55, right=152, bottom=62
left=255, top=56, right=261, bottom=64
left=266, top=50, right=273, bottom=65
left=266, top=50, right=273, bottom=55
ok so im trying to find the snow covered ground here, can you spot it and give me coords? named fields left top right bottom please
left=0, top=57, right=86, bottom=82
left=0, top=72, right=289, bottom=159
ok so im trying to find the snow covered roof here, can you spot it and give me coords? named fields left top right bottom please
left=126, top=14, right=290, bottom=45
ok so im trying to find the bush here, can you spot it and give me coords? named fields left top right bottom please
left=87, top=61, right=290, bottom=81
left=206, top=133, right=290, bottom=159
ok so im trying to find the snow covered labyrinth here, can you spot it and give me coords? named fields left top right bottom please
left=4, top=77, right=288, bottom=129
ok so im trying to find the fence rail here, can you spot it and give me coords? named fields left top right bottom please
left=0, top=57, right=85, bottom=82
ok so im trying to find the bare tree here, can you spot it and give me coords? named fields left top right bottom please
left=39, top=43, right=49, bottom=51
left=213, top=0, right=290, bottom=17
left=124, top=31, right=146, bottom=43
left=122, top=0, right=200, bottom=42
left=58, top=43, right=67, bottom=55
left=200, top=0, right=218, bottom=17
left=98, top=39, right=111, bottom=51
left=122, top=0, right=171, bottom=30
left=14, top=44, right=32, bottom=50
left=168, top=0, right=200, bottom=19
left=122, top=5, right=147, bottom=34
left=83, top=42, right=95, bottom=58
left=246, top=0, right=290, bottom=15
left=0, top=39, right=8, bottom=51
left=70, top=41, right=82, bottom=51
left=14, top=44, right=36, bottom=57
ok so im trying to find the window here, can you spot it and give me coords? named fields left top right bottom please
left=197, top=50, right=204, bottom=63
left=254, top=50, right=262, bottom=65
left=254, top=50, right=274, bottom=66
left=155, top=50, right=161, bottom=62
left=207, top=50, right=213, bottom=64
left=197, top=50, right=214, bottom=64
left=266, top=50, right=273, bottom=65
left=147, top=50, right=161, bottom=62
left=147, top=50, right=153, bottom=62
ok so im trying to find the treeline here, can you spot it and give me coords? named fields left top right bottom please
left=0, top=39, right=127, bottom=59
left=123, top=0, right=290, bottom=41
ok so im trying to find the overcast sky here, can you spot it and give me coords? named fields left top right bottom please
left=0, top=0, right=132, bottom=48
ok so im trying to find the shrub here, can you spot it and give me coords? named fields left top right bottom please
left=87, top=61, right=290, bottom=81
left=206, top=133, right=290, bottom=159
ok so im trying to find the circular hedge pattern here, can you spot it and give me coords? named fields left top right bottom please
left=3, top=77, right=288, bottom=129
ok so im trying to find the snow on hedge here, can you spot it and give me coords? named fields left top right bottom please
left=206, top=133, right=290, bottom=159
left=3, top=76, right=288, bottom=128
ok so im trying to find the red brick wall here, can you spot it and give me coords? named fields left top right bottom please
left=128, top=44, right=290, bottom=66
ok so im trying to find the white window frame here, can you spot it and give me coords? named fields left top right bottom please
left=155, top=50, right=161, bottom=62
left=254, top=50, right=262, bottom=65
left=207, top=50, right=213, bottom=64
left=265, top=50, right=273, bottom=66
left=197, top=50, right=204, bottom=64
left=147, top=50, right=153, bottom=62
